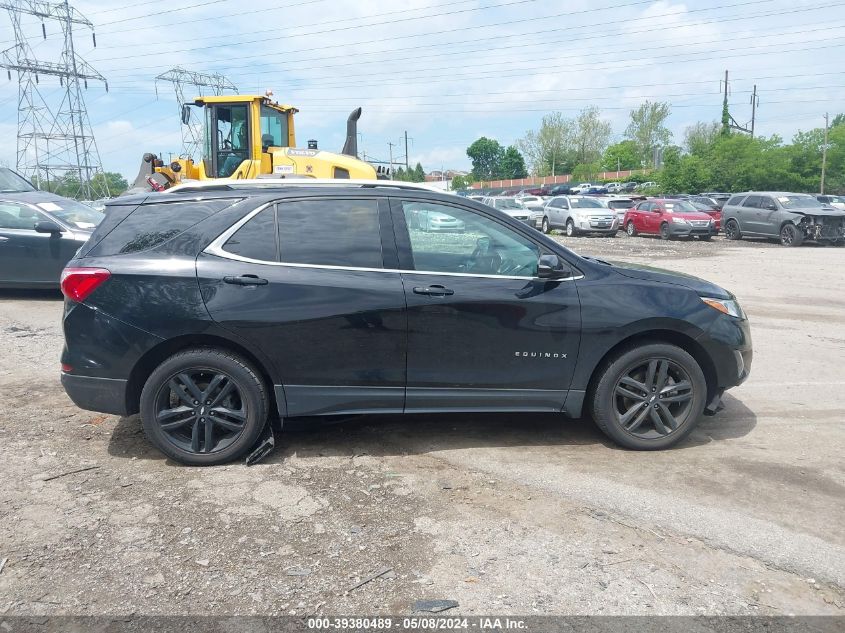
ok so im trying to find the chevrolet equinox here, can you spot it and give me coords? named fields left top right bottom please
left=60, top=182, right=752, bottom=465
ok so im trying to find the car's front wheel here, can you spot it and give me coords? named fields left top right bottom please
left=541, top=216, right=550, bottom=234
left=659, top=223, right=671, bottom=240
left=780, top=223, right=804, bottom=247
left=590, top=343, right=707, bottom=450
left=140, top=348, right=269, bottom=465
left=565, top=219, right=577, bottom=236
left=626, top=221, right=638, bottom=236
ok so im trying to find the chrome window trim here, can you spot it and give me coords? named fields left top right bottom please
left=205, top=202, right=583, bottom=282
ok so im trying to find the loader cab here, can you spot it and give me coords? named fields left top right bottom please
left=192, top=96, right=297, bottom=179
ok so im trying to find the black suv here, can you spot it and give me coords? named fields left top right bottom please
left=60, top=182, right=752, bottom=465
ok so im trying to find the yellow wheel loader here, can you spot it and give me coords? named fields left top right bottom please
left=128, top=95, right=387, bottom=193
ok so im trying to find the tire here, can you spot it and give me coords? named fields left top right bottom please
left=565, top=219, right=577, bottom=237
left=590, top=342, right=707, bottom=450
left=659, top=223, right=671, bottom=240
left=780, top=223, right=804, bottom=247
left=541, top=217, right=550, bottom=234
left=626, top=221, right=638, bottom=237
left=140, top=347, right=269, bottom=466
left=699, top=234, right=712, bottom=241
left=834, top=239, right=845, bottom=247
left=724, top=219, right=742, bottom=241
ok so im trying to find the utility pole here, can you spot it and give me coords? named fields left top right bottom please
left=750, top=84, right=758, bottom=138
left=821, top=112, right=829, bottom=194
left=388, top=142, right=396, bottom=175
left=720, top=70, right=753, bottom=135
left=156, top=67, right=237, bottom=158
left=404, top=130, right=409, bottom=170
left=0, top=0, right=109, bottom=198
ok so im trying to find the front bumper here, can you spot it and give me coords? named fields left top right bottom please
left=668, top=222, right=714, bottom=237
left=578, top=218, right=619, bottom=233
left=61, top=373, right=129, bottom=416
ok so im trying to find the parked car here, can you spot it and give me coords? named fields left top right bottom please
left=514, top=195, right=545, bottom=211
left=816, top=194, right=845, bottom=210
left=689, top=201, right=722, bottom=231
left=605, top=182, right=623, bottom=193
left=721, top=192, right=845, bottom=246
left=406, top=203, right=465, bottom=232
left=690, top=194, right=729, bottom=211
left=636, top=181, right=658, bottom=191
left=482, top=196, right=531, bottom=224
left=699, top=192, right=732, bottom=208
left=623, top=199, right=716, bottom=240
left=597, top=197, right=635, bottom=225
left=0, top=172, right=104, bottom=288
left=59, top=179, right=752, bottom=464
left=532, top=195, right=618, bottom=236
left=570, top=182, right=594, bottom=194
left=621, top=182, right=638, bottom=193
left=582, top=186, right=609, bottom=195
left=547, top=183, right=579, bottom=196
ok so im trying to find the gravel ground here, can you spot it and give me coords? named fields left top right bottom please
left=0, top=233, right=843, bottom=617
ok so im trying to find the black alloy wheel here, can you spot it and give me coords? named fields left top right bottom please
left=140, top=348, right=268, bottom=465
left=724, top=219, right=741, bottom=240
left=590, top=343, right=707, bottom=450
left=611, top=358, right=695, bottom=440
left=154, top=369, right=247, bottom=455
left=780, top=223, right=803, bottom=247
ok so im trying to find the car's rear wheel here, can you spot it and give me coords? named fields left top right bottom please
left=626, top=221, right=638, bottom=237
left=590, top=343, right=707, bottom=450
left=140, top=348, right=269, bottom=465
left=724, top=219, right=742, bottom=241
left=780, top=223, right=804, bottom=247
left=659, top=223, right=671, bottom=240
left=699, top=234, right=712, bottom=241
left=565, top=219, right=577, bottom=237
left=541, top=217, right=550, bottom=234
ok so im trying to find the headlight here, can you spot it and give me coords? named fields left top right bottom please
left=671, top=217, right=688, bottom=224
left=701, top=296, right=745, bottom=319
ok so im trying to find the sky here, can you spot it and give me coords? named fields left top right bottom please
left=0, top=0, right=843, bottom=181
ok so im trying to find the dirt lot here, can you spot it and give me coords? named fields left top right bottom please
left=0, top=234, right=843, bottom=617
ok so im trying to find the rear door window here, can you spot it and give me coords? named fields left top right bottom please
left=83, top=198, right=239, bottom=257
left=276, top=198, right=383, bottom=268
left=741, top=196, right=761, bottom=208
left=222, top=206, right=278, bottom=262
left=726, top=195, right=746, bottom=206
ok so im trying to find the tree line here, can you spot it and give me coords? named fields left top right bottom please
left=454, top=103, right=843, bottom=195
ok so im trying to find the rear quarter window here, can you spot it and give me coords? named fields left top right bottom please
left=82, top=198, right=239, bottom=257
left=726, top=195, right=746, bottom=207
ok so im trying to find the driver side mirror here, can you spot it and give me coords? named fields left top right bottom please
left=181, top=104, right=191, bottom=125
left=34, top=220, right=64, bottom=234
left=537, top=254, right=569, bottom=279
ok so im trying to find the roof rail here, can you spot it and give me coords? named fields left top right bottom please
left=168, top=178, right=452, bottom=194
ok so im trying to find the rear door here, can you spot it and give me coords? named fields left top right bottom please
left=199, top=195, right=408, bottom=416
left=391, top=197, right=582, bottom=412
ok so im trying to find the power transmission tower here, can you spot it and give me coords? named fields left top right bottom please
left=749, top=84, right=759, bottom=138
left=0, top=0, right=109, bottom=198
left=155, top=67, right=237, bottom=159
left=720, top=70, right=753, bottom=135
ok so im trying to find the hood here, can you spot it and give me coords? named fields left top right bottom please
left=607, top=259, right=731, bottom=298
left=795, top=207, right=845, bottom=218
left=668, top=211, right=714, bottom=221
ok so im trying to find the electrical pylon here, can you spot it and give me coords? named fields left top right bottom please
left=155, top=67, right=237, bottom=159
left=0, top=1, right=109, bottom=199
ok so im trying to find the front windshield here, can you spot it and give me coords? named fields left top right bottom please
left=40, top=199, right=104, bottom=229
left=570, top=197, right=604, bottom=209
left=663, top=201, right=698, bottom=213
left=0, top=168, right=35, bottom=192
left=495, top=199, right=520, bottom=209
left=780, top=195, right=823, bottom=209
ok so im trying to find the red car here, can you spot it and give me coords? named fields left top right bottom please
left=623, top=199, right=716, bottom=240
left=689, top=200, right=722, bottom=231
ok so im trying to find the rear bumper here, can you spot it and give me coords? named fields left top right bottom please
left=61, top=373, right=129, bottom=416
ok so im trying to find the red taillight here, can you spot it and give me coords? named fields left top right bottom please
left=61, top=363, right=73, bottom=373
left=60, top=267, right=111, bottom=302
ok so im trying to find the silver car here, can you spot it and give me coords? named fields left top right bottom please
left=406, top=204, right=466, bottom=232
left=531, top=195, right=618, bottom=236
left=721, top=192, right=845, bottom=246
left=483, top=196, right=532, bottom=224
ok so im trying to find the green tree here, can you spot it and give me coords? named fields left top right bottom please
left=467, top=137, right=505, bottom=180
left=625, top=101, right=672, bottom=167
left=684, top=122, right=720, bottom=156
left=412, top=162, right=426, bottom=182
left=450, top=174, right=475, bottom=191
left=573, top=106, right=612, bottom=166
left=601, top=140, right=640, bottom=171
left=517, top=112, right=574, bottom=176
left=500, top=145, right=527, bottom=178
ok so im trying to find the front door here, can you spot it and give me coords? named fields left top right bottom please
left=737, top=195, right=762, bottom=234
left=0, top=202, right=75, bottom=285
left=199, top=196, right=407, bottom=416
left=391, top=198, right=582, bottom=412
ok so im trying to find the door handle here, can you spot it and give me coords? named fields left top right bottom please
left=413, top=285, right=454, bottom=296
left=223, top=274, right=268, bottom=286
